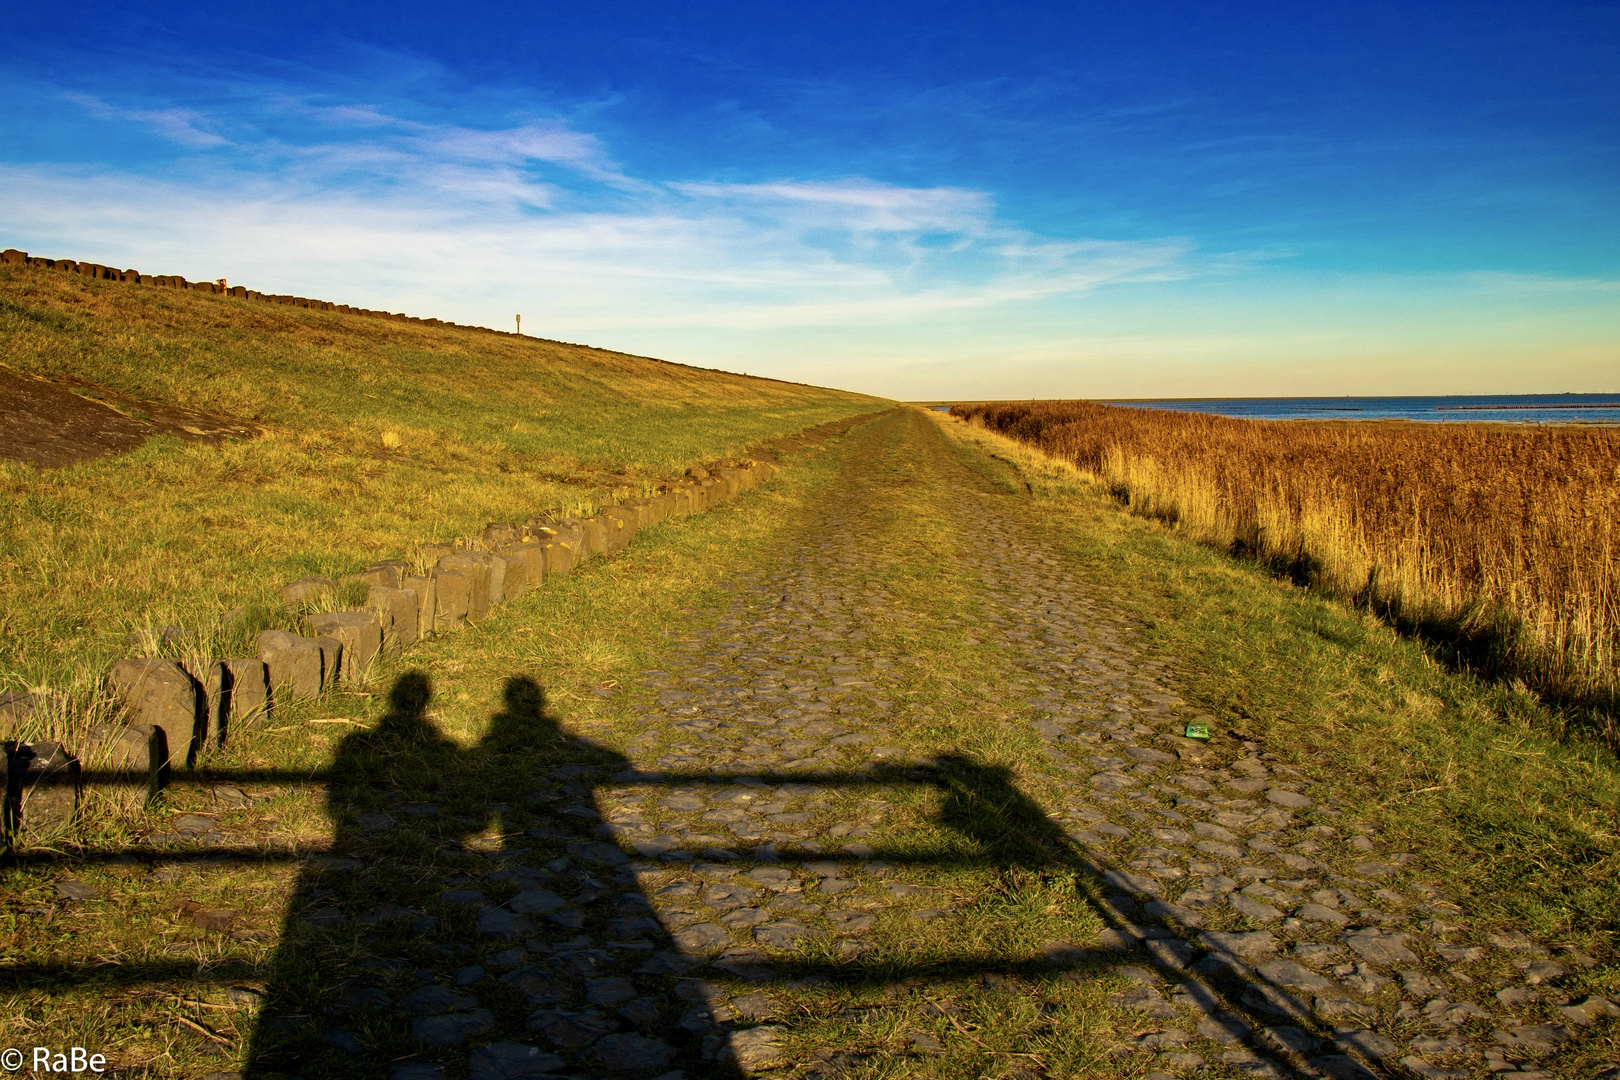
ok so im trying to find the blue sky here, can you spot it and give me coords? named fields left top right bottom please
left=3, top=1, right=1616, bottom=398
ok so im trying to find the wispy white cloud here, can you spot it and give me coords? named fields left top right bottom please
left=672, top=179, right=995, bottom=234
left=62, top=92, right=230, bottom=149
left=46, top=83, right=1609, bottom=399
left=9, top=89, right=1200, bottom=352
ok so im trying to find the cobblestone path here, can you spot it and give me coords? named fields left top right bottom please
left=234, top=410, right=1611, bottom=1079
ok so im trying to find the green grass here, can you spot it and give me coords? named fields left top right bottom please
left=0, top=266, right=882, bottom=690
left=4, top=404, right=1617, bottom=1076
left=937, top=413, right=1620, bottom=958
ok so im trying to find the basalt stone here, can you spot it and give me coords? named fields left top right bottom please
left=222, top=659, right=269, bottom=734
left=481, top=522, right=520, bottom=549
left=359, top=561, right=407, bottom=589
left=255, top=631, right=323, bottom=705
left=400, top=984, right=479, bottom=1016
left=485, top=552, right=509, bottom=606
left=307, top=611, right=382, bottom=683
left=1341, top=928, right=1419, bottom=966
left=719, top=1025, right=786, bottom=1071
left=419, top=541, right=457, bottom=564
left=180, top=658, right=226, bottom=747
left=493, top=550, right=527, bottom=602
left=433, top=569, right=471, bottom=629
left=437, top=553, right=494, bottom=619
left=281, top=576, right=337, bottom=607
left=411, top=1009, right=494, bottom=1046
left=576, top=517, right=609, bottom=558
left=619, top=497, right=654, bottom=528
left=499, top=542, right=546, bottom=594
left=524, top=1008, right=616, bottom=1048
left=593, top=1033, right=677, bottom=1072
left=5, top=741, right=80, bottom=839
left=467, top=1041, right=565, bottom=1080
left=477, top=906, right=532, bottom=942
left=596, top=507, right=633, bottom=553
left=539, top=536, right=577, bottom=575
left=108, top=658, right=199, bottom=768
left=0, top=690, right=41, bottom=723
left=366, top=585, right=420, bottom=653
left=81, top=724, right=167, bottom=810
left=402, top=575, right=437, bottom=638
left=314, top=635, right=343, bottom=690
left=646, top=492, right=675, bottom=523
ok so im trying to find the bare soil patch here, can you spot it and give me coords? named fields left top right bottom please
left=0, top=363, right=264, bottom=468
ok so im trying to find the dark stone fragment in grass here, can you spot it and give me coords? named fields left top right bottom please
left=1259, top=1026, right=1322, bottom=1054
left=720, top=1025, right=786, bottom=1070
left=300, top=906, right=346, bottom=928
left=187, top=907, right=236, bottom=932
left=567, top=840, right=630, bottom=867
left=619, top=996, right=663, bottom=1026
left=507, top=889, right=565, bottom=914
left=321, top=1028, right=366, bottom=1054
left=1308, top=1056, right=1378, bottom=1080
left=1196, top=1014, right=1249, bottom=1043
left=335, top=980, right=392, bottom=1011
left=388, top=1064, right=447, bottom=1080
left=411, top=1009, right=494, bottom=1045
left=828, top=910, right=877, bottom=934
left=467, top=1040, right=564, bottom=1079
left=400, top=984, right=478, bottom=1016
left=1142, top=899, right=1204, bottom=928
left=545, top=907, right=586, bottom=929
left=476, top=907, right=532, bottom=941
left=524, top=1008, right=616, bottom=1048
left=674, top=922, right=733, bottom=953
left=594, top=1032, right=678, bottom=1072
left=712, top=947, right=774, bottom=981
left=502, top=966, right=560, bottom=1006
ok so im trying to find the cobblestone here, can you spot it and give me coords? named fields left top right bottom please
left=146, top=410, right=1613, bottom=1078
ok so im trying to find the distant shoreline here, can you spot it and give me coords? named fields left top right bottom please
left=1436, top=402, right=1620, bottom=411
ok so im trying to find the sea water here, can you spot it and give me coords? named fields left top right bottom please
left=933, top=395, right=1620, bottom=424
left=1102, top=394, right=1620, bottom=424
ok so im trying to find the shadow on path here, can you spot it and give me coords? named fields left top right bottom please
left=3, top=670, right=1397, bottom=1079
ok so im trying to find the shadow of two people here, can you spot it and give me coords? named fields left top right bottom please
left=244, top=671, right=1138, bottom=1079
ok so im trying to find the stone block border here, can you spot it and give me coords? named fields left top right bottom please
left=2, top=245, right=536, bottom=336
left=0, top=413, right=876, bottom=841
left=2, top=246, right=818, bottom=379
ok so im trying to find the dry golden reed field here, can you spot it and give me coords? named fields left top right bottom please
left=952, top=400, right=1620, bottom=733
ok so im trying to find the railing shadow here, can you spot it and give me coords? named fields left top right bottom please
left=3, top=671, right=1398, bottom=1079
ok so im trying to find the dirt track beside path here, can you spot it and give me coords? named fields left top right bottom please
left=0, top=363, right=263, bottom=467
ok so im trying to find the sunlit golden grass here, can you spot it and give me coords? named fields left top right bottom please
left=0, top=266, right=882, bottom=690
left=951, top=400, right=1620, bottom=737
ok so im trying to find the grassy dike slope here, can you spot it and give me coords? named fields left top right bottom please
left=0, top=265, right=882, bottom=688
